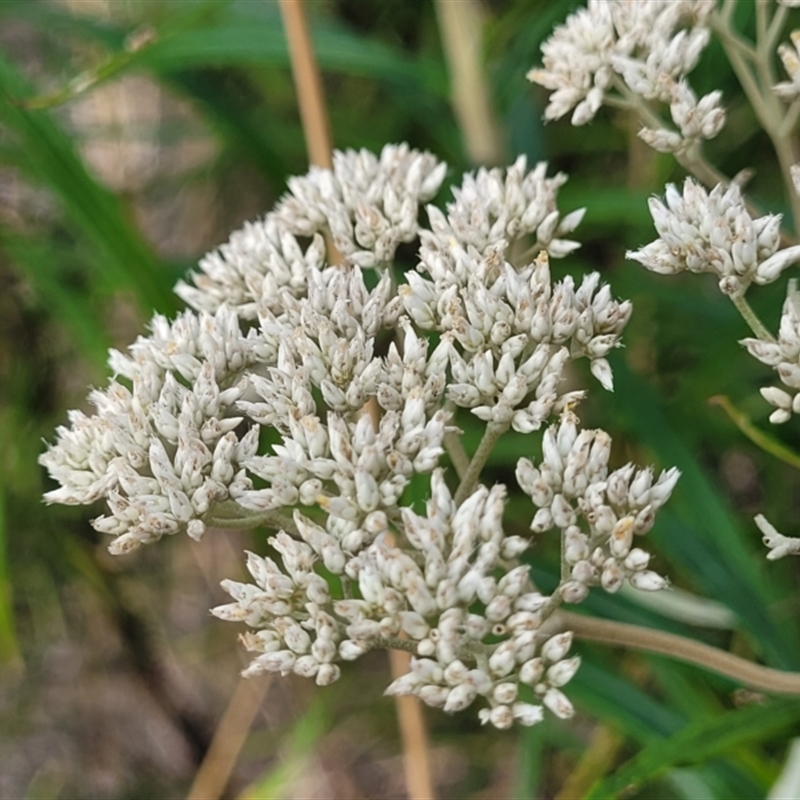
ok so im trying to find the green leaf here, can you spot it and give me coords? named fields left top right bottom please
left=237, top=696, right=330, bottom=799
left=607, top=353, right=800, bottom=668
left=708, top=394, right=800, bottom=471
left=0, top=52, right=176, bottom=315
left=585, top=699, right=800, bottom=799
left=0, top=488, right=20, bottom=664
left=0, top=230, right=110, bottom=366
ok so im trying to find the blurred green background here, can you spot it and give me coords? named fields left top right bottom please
left=2, top=0, right=800, bottom=797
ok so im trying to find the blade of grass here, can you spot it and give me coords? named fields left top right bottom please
left=0, top=488, right=21, bottom=666
left=608, top=352, right=800, bottom=667
left=236, top=696, right=329, bottom=800
left=0, top=230, right=110, bottom=366
left=571, top=658, right=766, bottom=798
left=585, top=699, right=800, bottom=799
left=709, top=394, right=800, bottom=470
left=0, top=54, right=176, bottom=315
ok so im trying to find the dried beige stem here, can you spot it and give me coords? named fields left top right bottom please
left=276, top=3, right=435, bottom=797
left=187, top=675, right=271, bottom=800
left=389, top=649, right=438, bottom=800
left=278, top=0, right=333, bottom=169
left=434, top=0, right=503, bottom=165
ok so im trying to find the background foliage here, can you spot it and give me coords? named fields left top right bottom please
left=1, top=0, right=799, bottom=797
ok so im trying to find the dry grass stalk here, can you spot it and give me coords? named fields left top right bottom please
left=274, top=2, right=437, bottom=798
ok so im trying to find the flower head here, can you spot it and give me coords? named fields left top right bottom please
left=41, top=145, right=677, bottom=728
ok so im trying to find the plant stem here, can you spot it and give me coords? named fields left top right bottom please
left=453, top=420, right=510, bottom=506
left=709, top=394, right=800, bottom=471
left=729, top=289, right=775, bottom=341
left=607, top=79, right=728, bottom=189
left=444, top=430, right=470, bottom=481
left=278, top=0, right=332, bottom=170
left=187, top=675, right=271, bottom=800
left=276, top=4, right=432, bottom=796
left=434, top=0, right=503, bottom=165
left=207, top=506, right=300, bottom=537
left=766, top=3, right=789, bottom=63
left=712, top=7, right=800, bottom=233
left=388, top=648, right=437, bottom=800
left=557, top=611, right=800, bottom=695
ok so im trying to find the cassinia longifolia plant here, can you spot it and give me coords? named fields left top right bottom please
left=39, top=0, right=800, bottom=730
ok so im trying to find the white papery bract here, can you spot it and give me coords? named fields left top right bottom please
left=41, top=144, right=678, bottom=728
left=528, top=0, right=721, bottom=152
left=626, top=179, right=792, bottom=295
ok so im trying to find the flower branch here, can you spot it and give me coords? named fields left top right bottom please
left=558, top=611, right=800, bottom=696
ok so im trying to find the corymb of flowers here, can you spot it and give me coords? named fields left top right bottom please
left=40, top=144, right=679, bottom=729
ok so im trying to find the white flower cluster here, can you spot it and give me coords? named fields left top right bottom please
left=518, top=415, right=679, bottom=603
left=626, top=179, right=796, bottom=296
left=742, top=283, right=800, bottom=423
left=776, top=28, right=800, bottom=102
left=40, top=307, right=273, bottom=553
left=754, top=514, right=800, bottom=560
left=216, top=472, right=581, bottom=727
left=274, top=145, right=447, bottom=268
left=528, top=0, right=724, bottom=154
left=41, top=144, right=679, bottom=728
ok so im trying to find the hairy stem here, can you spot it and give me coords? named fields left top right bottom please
left=557, top=611, right=800, bottom=695
left=713, top=7, right=800, bottom=233
left=207, top=505, right=300, bottom=537
left=444, top=429, right=470, bottom=481
left=767, top=3, right=789, bottom=57
left=607, top=79, right=727, bottom=189
left=453, top=420, right=510, bottom=506
left=729, top=289, right=775, bottom=341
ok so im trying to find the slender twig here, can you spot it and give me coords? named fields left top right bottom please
left=711, top=15, right=771, bottom=120
left=712, top=8, right=800, bottom=233
left=766, top=3, right=790, bottom=65
left=607, top=78, right=729, bottom=189
left=778, top=97, right=800, bottom=139
left=556, top=611, right=800, bottom=695
left=755, top=1, right=769, bottom=68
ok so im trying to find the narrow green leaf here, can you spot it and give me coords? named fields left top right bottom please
left=709, top=394, right=800, bottom=470
left=0, top=230, right=109, bottom=366
left=608, top=353, right=800, bottom=667
left=585, top=699, right=800, bottom=799
left=0, top=488, right=20, bottom=664
left=0, top=53, right=176, bottom=315
left=237, top=697, right=330, bottom=799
